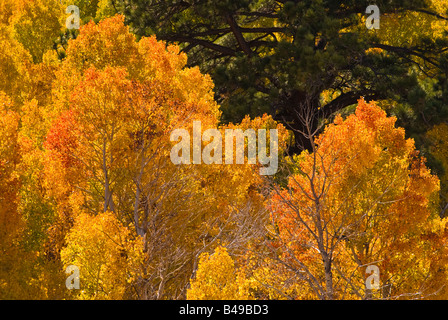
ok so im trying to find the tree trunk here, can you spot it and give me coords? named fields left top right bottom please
left=104, top=178, right=115, bottom=212
left=102, top=137, right=115, bottom=212
left=275, top=89, right=322, bottom=153
left=323, top=254, right=334, bottom=300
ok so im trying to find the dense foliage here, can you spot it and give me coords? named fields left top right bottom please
left=1, top=0, right=448, bottom=300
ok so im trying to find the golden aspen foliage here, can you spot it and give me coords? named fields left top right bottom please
left=61, top=14, right=139, bottom=75
left=0, top=92, right=29, bottom=298
left=60, top=211, right=144, bottom=299
left=266, top=99, right=446, bottom=299
left=0, top=92, right=67, bottom=299
left=43, top=15, right=274, bottom=299
left=0, top=92, right=21, bottom=253
left=187, top=246, right=254, bottom=300
left=51, top=15, right=219, bottom=123
left=353, top=0, right=448, bottom=47
left=0, top=92, right=21, bottom=242
left=9, top=0, right=65, bottom=63
left=0, top=6, right=67, bottom=294
left=0, top=25, right=33, bottom=105
left=0, top=0, right=18, bottom=25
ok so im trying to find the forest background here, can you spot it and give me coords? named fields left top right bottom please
left=2, top=0, right=448, bottom=300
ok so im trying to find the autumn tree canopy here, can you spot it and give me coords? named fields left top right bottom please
left=0, top=1, right=448, bottom=302
left=265, top=99, right=445, bottom=299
